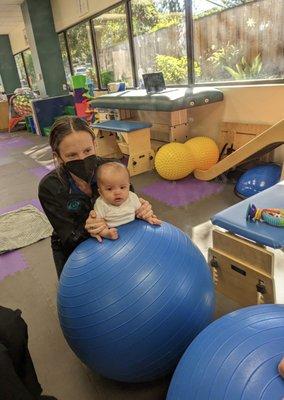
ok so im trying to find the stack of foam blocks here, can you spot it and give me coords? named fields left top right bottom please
left=72, top=75, right=90, bottom=119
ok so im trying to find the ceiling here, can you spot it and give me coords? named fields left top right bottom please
left=0, top=0, right=25, bottom=35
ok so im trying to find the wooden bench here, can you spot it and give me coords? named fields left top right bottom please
left=92, top=120, right=155, bottom=176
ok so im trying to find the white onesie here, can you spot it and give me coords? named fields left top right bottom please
left=93, top=191, right=141, bottom=228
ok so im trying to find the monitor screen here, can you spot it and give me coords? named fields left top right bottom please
left=142, top=72, right=166, bottom=94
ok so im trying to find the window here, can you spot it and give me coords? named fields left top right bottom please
left=58, top=33, right=72, bottom=85
left=192, top=0, right=284, bottom=83
left=22, top=49, right=38, bottom=91
left=131, top=0, right=187, bottom=86
left=92, top=4, right=133, bottom=88
left=66, top=21, right=98, bottom=87
left=57, top=0, right=284, bottom=88
left=14, top=53, right=29, bottom=88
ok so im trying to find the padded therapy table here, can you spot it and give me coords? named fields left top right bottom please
left=209, top=181, right=284, bottom=306
left=91, top=87, right=223, bottom=142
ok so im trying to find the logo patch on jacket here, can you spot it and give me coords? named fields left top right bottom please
left=67, top=199, right=81, bottom=212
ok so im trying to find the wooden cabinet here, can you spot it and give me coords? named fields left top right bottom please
left=0, top=101, right=9, bottom=130
left=209, top=229, right=275, bottom=306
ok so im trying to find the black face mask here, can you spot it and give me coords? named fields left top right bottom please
left=65, top=154, right=98, bottom=183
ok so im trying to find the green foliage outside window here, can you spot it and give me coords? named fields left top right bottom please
left=155, top=54, right=201, bottom=84
left=132, top=0, right=160, bottom=36
left=197, top=42, right=265, bottom=82
left=150, top=14, right=183, bottom=33
left=224, top=54, right=263, bottom=80
left=67, top=23, right=93, bottom=67
left=100, top=70, right=115, bottom=87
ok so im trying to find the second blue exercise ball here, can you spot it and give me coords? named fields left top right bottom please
left=167, top=304, right=284, bottom=400
left=235, top=163, right=281, bottom=198
left=58, top=220, right=214, bottom=382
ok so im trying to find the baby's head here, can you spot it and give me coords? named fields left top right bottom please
left=96, top=162, right=130, bottom=206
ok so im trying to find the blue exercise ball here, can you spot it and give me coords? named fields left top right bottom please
left=58, top=220, right=214, bottom=382
left=235, top=163, right=281, bottom=198
left=167, top=304, right=284, bottom=400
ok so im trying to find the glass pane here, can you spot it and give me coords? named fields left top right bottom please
left=58, top=33, right=72, bottom=85
left=14, top=53, right=29, bottom=88
left=193, top=0, right=284, bottom=83
left=66, top=21, right=98, bottom=87
left=22, top=49, right=38, bottom=91
left=0, top=74, right=4, bottom=92
left=131, top=0, right=187, bottom=86
left=92, top=4, right=133, bottom=88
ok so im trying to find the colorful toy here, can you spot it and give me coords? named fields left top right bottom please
left=155, top=142, right=196, bottom=180
left=247, top=203, right=284, bottom=227
left=8, top=88, right=38, bottom=132
left=71, top=74, right=96, bottom=122
left=184, top=136, right=219, bottom=171
left=11, top=88, right=37, bottom=117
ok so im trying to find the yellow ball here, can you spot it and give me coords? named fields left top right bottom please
left=184, top=136, right=219, bottom=171
left=155, top=142, right=196, bottom=180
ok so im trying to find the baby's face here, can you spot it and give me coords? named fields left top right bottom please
left=99, top=169, right=130, bottom=206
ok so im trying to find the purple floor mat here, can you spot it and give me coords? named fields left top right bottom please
left=140, top=176, right=224, bottom=207
left=0, top=137, right=33, bottom=149
left=0, top=198, right=43, bottom=215
left=0, top=250, right=29, bottom=281
left=28, top=166, right=53, bottom=179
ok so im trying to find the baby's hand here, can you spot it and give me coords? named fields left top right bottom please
left=278, top=358, right=284, bottom=378
left=95, top=228, right=119, bottom=242
left=145, top=215, right=162, bottom=225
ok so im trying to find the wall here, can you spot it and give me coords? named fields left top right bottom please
left=9, top=23, right=28, bottom=54
left=9, top=0, right=121, bottom=53
left=50, top=0, right=120, bottom=32
left=189, top=85, right=284, bottom=163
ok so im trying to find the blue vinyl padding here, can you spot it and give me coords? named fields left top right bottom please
left=93, top=120, right=152, bottom=132
left=211, top=181, right=284, bottom=249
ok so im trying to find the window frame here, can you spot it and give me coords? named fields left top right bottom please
left=56, top=0, right=284, bottom=88
left=14, top=48, right=32, bottom=89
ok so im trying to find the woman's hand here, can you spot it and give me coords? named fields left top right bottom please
left=85, top=210, right=107, bottom=242
left=136, top=198, right=161, bottom=225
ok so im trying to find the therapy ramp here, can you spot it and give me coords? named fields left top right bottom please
left=194, top=119, right=284, bottom=181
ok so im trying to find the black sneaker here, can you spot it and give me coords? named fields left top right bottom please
left=40, top=396, right=58, bottom=400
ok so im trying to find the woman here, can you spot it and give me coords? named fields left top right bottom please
left=38, top=116, right=155, bottom=277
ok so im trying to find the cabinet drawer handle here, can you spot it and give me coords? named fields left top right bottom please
left=231, top=264, right=246, bottom=276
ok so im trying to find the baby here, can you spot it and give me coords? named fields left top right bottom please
left=94, top=162, right=160, bottom=241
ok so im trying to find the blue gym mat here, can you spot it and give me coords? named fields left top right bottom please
left=212, top=181, right=284, bottom=249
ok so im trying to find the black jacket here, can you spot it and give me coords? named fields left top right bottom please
left=38, top=161, right=104, bottom=258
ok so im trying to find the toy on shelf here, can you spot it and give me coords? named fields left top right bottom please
left=107, top=82, right=126, bottom=93
left=9, top=88, right=38, bottom=132
left=247, top=204, right=284, bottom=227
